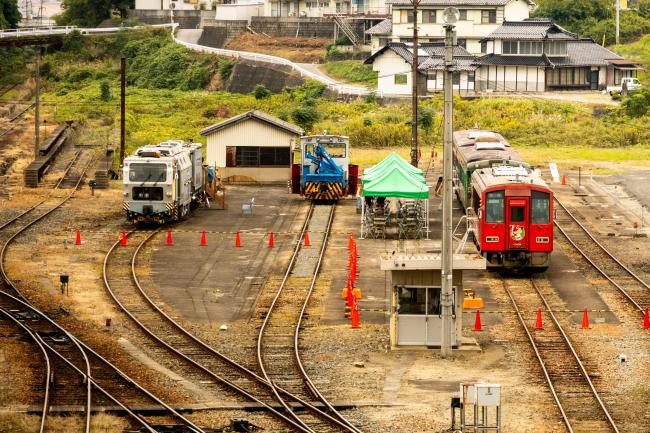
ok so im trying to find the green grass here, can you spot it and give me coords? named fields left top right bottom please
left=323, top=60, right=377, bottom=87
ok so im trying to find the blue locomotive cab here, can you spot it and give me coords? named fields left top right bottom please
left=296, top=135, right=358, bottom=201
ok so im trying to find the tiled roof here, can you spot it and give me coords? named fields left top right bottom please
left=366, top=18, right=392, bottom=35
left=549, top=40, right=623, bottom=67
left=483, top=19, right=576, bottom=40
left=200, top=110, right=303, bottom=137
left=474, top=53, right=552, bottom=66
left=388, top=0, right=535, bottom=5
left=365, top=41, right=478, bottom=71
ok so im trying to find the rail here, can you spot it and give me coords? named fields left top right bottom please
left=171, top=27, right=376, bottom=98
left=503, top=277, right=619, bottom=433
left=257, top=203, right=363, bottom=433
left=554, top=196, right=650, bottom=314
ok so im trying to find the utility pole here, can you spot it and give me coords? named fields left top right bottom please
left=34, top=48, right=41, bottom=159
left=120, top=57, right=126, bottom=166
left=410, top=0, right=420, bottom=167
left=441, top=21, right=456, bottom=358
left=615, top=0, right=620, bottom=45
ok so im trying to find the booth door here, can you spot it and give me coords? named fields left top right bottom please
left=397, top=287, right=455, bottom=346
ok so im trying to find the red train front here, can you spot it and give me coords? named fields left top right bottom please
left=471, top=165, right=553, bottom=271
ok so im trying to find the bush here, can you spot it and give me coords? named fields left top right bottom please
left=418, top=107, right=435, bottom=130
left=622, top=88, right=650, bottom=118
left=218, top=58, right=237, bottom=82
left=291, top=105, right=320, bottom=131
left=100, top=81, right=111, bottom=101
left=253, top=84, right=271, bottom=99
left=62, top=31, right=85, bottom=53
left=324, top=60, right=377, bottom=86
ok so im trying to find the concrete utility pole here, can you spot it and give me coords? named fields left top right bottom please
left=441, top=22, right=455, bottom=358
left=616, top=0, right=620, bottom=45
left=410, top=0, right=420, bottom=167
left=120, top=57, right=126, bottom=166
left=34, top=48, right=41, bottom=159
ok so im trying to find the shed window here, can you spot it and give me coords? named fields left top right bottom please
left=232, top=146, right=290, bottom=167
left=531, top=191, right=550, bottom=224
left=485, top=191, right=504, bottom=223
left=395, top=73, right=408, bottom=85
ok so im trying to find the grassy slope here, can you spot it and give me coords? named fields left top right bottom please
left=323, top=60, right=378, bottom=87
left=612, top=34, right=650, bottom=84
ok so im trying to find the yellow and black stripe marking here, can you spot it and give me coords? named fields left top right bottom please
left=123, top=202, right=130, bottom=211
left=304, top=181, right=345, bottom=201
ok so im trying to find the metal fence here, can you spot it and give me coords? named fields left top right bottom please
left=0, top=23, right=176, bottom=39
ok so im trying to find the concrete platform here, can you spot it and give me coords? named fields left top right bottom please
left=150, top=185, right=308, bottom=325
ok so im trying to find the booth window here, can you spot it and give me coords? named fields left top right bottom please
left=397, top=287, right=425, bottom=314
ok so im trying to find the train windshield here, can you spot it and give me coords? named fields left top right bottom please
left=485, top=191, right=504, bottom=223
left=129, top=163, right=167, bottom=183
left=323, top=142, right=346, bottom=158
left=531, top=191, right=550, bottom=224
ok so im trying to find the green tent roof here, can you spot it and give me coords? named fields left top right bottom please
left=364, top=152, right=423, bottom=178
left=362, top=164, right=430, bottom=199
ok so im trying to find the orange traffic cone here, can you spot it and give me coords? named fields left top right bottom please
left=200, top=230, right=207, bottom=246
left=581, top=308, right=589, bottom=329
left=235, top=231, right=241, bottom=247
left=474, top=310, right=482, bottom=331
left=268, top=232, right=274, bottom=248
left=346, top=279, right=354, bottom=308
left=120, top=231, right=127, bottom=246
left=643, top=308, right=650, bottom=329
left=561, top=175, right=566, bottom=185
left=351, top=302, right=360, bottom=329
left=166, top=230, right=173, bottom=246
left=535, top=309, right=543, bottom=330
left=304, top=231, right=311, bottom=247
left=348, top=233, right=354, bottom=251
left=75, top=230, right=81, bottom=245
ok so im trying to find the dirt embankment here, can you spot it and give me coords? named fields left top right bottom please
left=225, top=34, right=330, bottom=63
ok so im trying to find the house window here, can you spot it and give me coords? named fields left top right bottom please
left=427, top=71, right=437, bottom=82
left=378, top=37, right=389, bottom=47
left=502, top=40, right=517, bottom=54
left=233, top=146, right=290, bottom=167
left=422, top=10, right=436, bottom=24
left=453, top=72, right=460, bottom=85
left=468, top=72, right=475, bottom=83
left=457, top=39, right=467, bottom=49
left=395, top=74, right=408, bottom=85
left=480, top=41, right=487, bottom=53
left=459, top=10, right=467, bottom=20
left=400, top=37, right=413, bottom=43
left=481, top=10, right=496, bottom=24
left=520, top=41, right=542, bottom=55
left=306, top=1, right=317, bottom=7
left=546, top=41, right=567, bottom=56
left=318, top=1, right=328, bottom=6
left=400, top=9, right=414, bottom=23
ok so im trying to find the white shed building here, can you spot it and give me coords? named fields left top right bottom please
left=199, top=110, right=303, bottom=184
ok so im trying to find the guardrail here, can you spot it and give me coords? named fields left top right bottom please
left=172, top=27, right=377, bottom=97
left=0, top=23, right=176, bottom=39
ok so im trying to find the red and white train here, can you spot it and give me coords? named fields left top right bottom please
left=453, top=130, right=553, bottom=271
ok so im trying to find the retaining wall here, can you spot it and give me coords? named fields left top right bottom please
left=226, top=59, right=304, bottom=94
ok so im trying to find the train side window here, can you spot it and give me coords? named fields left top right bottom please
left=532, top=191, right=550, bottom=224
left=485, top=191, right=504, bottom=223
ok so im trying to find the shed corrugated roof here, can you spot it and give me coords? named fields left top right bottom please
left=366, top=18, right=392, bottom=35
left=199, top=110, right=303, bottom=137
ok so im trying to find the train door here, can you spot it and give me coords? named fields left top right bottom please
left=506, top=197, right=529, bottom=249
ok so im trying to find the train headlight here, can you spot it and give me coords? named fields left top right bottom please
left=166, top=192, right=172, bottom=197
left=123, top=192, right=129, bottom=197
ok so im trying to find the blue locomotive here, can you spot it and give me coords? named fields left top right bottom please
left=291, top=134, right=358, bottom=200
left=123, top=140, right=204, bottom=224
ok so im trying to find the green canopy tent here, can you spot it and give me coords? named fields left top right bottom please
left=363, top=152, right=423, bottom=180
left=361, top=157, right=430, bottom=239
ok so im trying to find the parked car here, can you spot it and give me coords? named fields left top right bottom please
left=607, top=77, right=643, bottom=95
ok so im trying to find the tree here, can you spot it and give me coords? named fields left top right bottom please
left=0, top=0, right=21, bottom=29
left=253, top=84, right=271, bottom=100
left=56, top=0, right=134, bottom=27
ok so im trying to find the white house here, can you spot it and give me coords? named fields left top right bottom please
left=199, top=110, right=303, bottom=184
left=364, top=42, right=478, bottom=95
left=366, top=0, right=536, bottom=54
left=263, top=0, right=387, bottom=17
left=365, top=19, right=640, bottom=95
left=476, top=19, right=640, bottom=91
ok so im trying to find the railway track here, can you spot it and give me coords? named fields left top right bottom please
left=257, top=203, right=363, bottom=433
left=502, top=277, right=619, bottom=433
left=554, top=196, right=650, bottom=313
left=0, top=101, right=34, bottom=140
left=0, top=153, right=199, bottom=433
